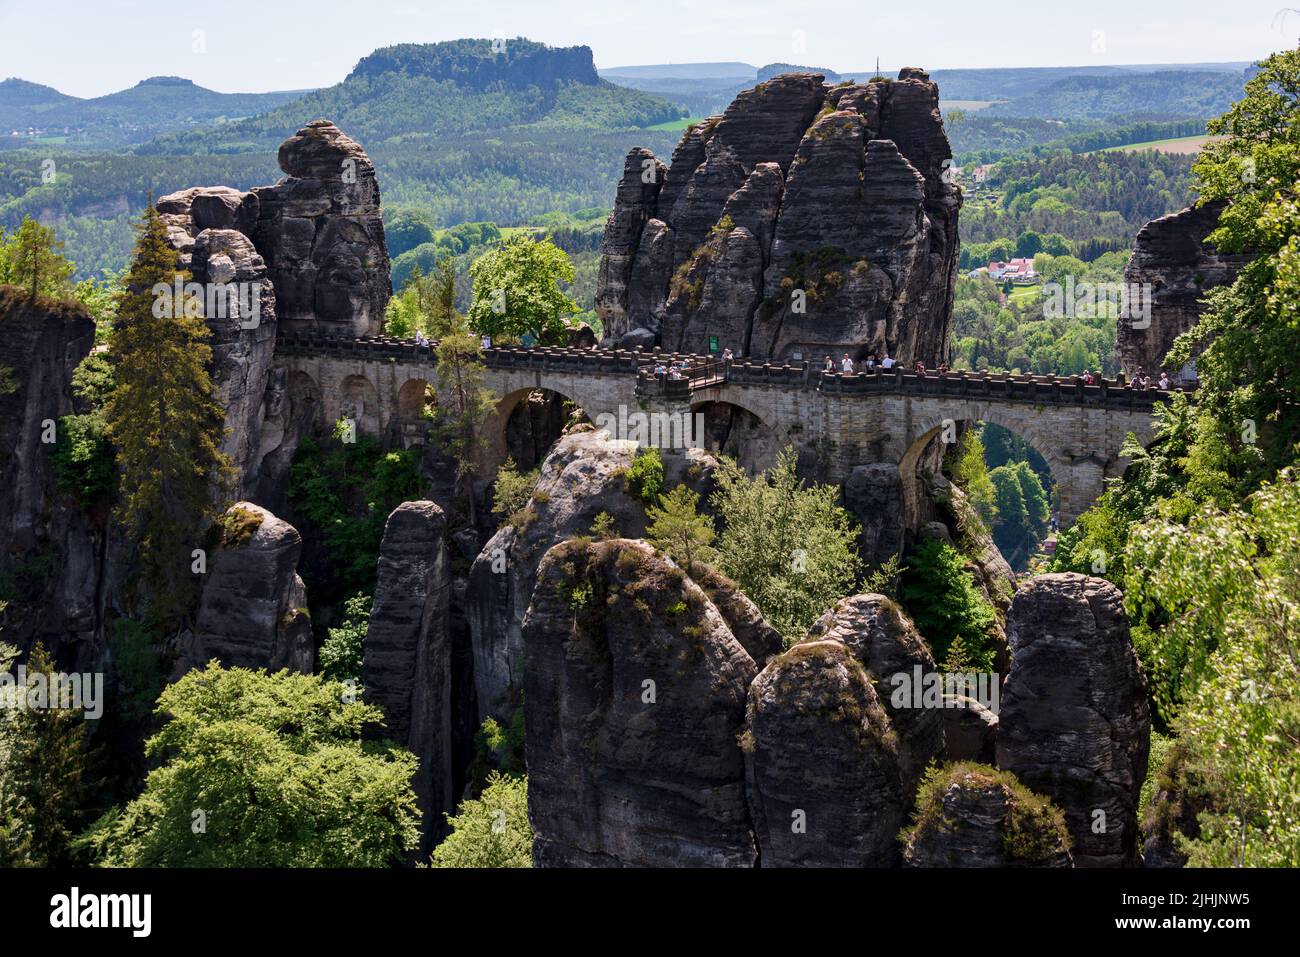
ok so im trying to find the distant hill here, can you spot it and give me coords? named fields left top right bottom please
left=1, top=76, right=311, bottom=147
left=757, top=63, right=842, bottom=82
left=141, top=39, right=683, bottom=155
left=600, top=62, right=755, bottom=80
left=985, top=70, right=1247, bottom=121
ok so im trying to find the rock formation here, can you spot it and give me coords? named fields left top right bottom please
left=466, top=427, right=719, bottom=721
left=803, top=594, right=945, bottom=795
left=744, top=638, right=905, bottom=866
left=363, top=501, right=452, bottom=857
left=186, top=502, right=314, bottom=674
left=597, top=69, right=961, bottom=366
left=157, top=121, right=390, bottom=496
left=0, top=289, right=98, bottom=656
left=523, top=538, right=759, bottom=866
left=253, top=120, right=391, bottom=338
left=902, top=764, right=1073, bottom=868
left=1120, top=200, right=1250, bottom=382
left=996, top=573, right=1150, bottom=867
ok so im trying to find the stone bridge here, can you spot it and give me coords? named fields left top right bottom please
left=273, top=333, right=1173, bottom=527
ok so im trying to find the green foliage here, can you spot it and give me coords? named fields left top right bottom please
left=1123, top=475, right=1300, bottom=865
left=52, top=351, right=117, bottom=510
left=384, top=255, right=459, bottom=339
left=319, top=593, right=370, bottom=684
left=711, top=447, right=861, bottom=644
left=900, top=539, right=998, bottom=671
left=430, top=317, right=497, bottom=523
left=0, top=215, right=74, bottom=300
left=472, top=711, right=526, bottom=780
left=0, top=643, right=90, bottom=867
left=589, top=510, right=616, bottom=539
left=903, top=762, right=1071, bottom=866
left=987, top=460, right=1050, bottom=570
left=623, top=446, right=664, bottom=505
left=950, top=429, right=997, bottom=532
left=71, top=268, right=125, bottom=344
left=429, top=771, right=532, bottom=868
left=109, top=619, right=164, bottom=724
left=1174, top=47, right=1300, bottom=479
left=103, top=204, right=231, bottom=625
left=52, top=413, right=115, bottom=509
left=77, top=663, right=420, bottom=867
left=491, top=457, right=539, bottom=523
left=467, top=234, right=577, bottom=340
left=288, top=424, right=423, bottom=597
left=645, top=484, right=717, bottom=571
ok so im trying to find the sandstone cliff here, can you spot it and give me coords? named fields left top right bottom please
left=597, top=69, right=960, bottom=365
left=363, top=501, right=452, bottom=858
left=996, top=573, right=1150, bottom=868
left=524, top=538, right=759, bottom=866
left=158, top=121, right=390, bottom=497
left=1120, top=200, right=1250, bottom=381
left=184, top=502, right=314, bottom=674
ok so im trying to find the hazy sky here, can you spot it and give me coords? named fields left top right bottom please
left=1, top=0, right=1295, bottom=97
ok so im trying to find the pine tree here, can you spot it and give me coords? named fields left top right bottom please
left=103, top=204, right=231, bottom=624
left=3, top=215, right=74, bottom=300
left=0, top=643, right=89, bottom=867
left=646, top=484, right=716, bottom=572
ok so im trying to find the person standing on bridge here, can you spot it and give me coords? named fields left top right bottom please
left=414, top=329, right=429, bottom=349
left=1159, top=371, right=1170, bottom=391
left=881, top=352, right=895, bottom=370
left=824, top=355, right=835, bottom=373
left=841, top=354, right=855, bottom=374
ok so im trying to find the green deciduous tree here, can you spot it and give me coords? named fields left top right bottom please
left=1124, top=474, right=1300, bottom=865
left=900, top=539, right=998, bottom=671
left=103, top=204, right=231, bottom=623
left=467, top=234, right=577, bottom=340
left=711, top=447, right=861, bottom=643
left=433, top=316, right=497, bottom=525
left=428, top=771, right=532, bottom=868
left=77, top=663, right=420, bottom=867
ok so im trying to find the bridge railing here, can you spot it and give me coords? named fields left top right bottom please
left=274, top=333, right=1187, bottom=409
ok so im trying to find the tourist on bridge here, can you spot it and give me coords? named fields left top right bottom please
left=414, top=329, right=430, bottom=349
left=880, top=352, right=895, bottom=370
left=915, top=361, right=926, bottom=376
left=1158, top=371, right=1170, bottom=390
left=841, top=354, right=855, bottom=374
left=865, top=354, right=876, bottom=370
left=824, top=355, right=835, bottom=373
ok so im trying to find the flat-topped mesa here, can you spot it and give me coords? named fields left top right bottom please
left=597, top=68, right=961, bottom=367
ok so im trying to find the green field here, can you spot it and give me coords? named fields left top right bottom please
left=1098, top=134, right=1220, bottom=155
left=644, top=116, right=703, bottom=131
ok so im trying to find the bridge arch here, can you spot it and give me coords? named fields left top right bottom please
left=340, top=373, right=381, bottom=438
left=689, top=397, right=781, bottom=474
left=396, top=377, right=435, bottom=447
left=479, top=385, right=590, bottom=477
left=896, top=409, right=1072, bottom=551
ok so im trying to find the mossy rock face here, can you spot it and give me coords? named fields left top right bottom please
left=217, top=504, right=265, bottom=548
left=901, top=763, right=1073, bottom=868
left=744, top=637, right=907, bottom=867
left=523, top=537, right=759, bottom=867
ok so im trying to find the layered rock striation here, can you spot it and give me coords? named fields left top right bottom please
left=996, top=573, right=1150, bottom=867
left=597, top=69, right=960, bottom=366
left=363, top=501, right=453, bottom=857
left=1120, top=200, right=1250, bottom=382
